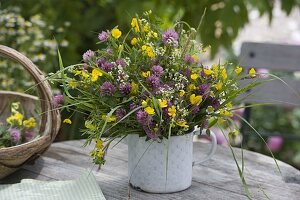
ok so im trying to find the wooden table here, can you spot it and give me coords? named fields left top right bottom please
left=2, top=140, right=300, bottom=199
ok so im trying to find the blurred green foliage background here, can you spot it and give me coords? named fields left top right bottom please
left=1, top=0, right=300, bottom=167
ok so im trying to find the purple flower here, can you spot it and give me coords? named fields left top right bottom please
left=136, top=110, right=150, bottom=125
left=181, top=68, right=192, bottom=78
left=25, top=130, right=35, bottom=142
left=198, top=84, right=210, bottom=94
left=82, top=50, right=95, bottom=62
left=96, top=59, right=105, bottom=67
left=151, top=65, right=164, bottom=77
left=211, top=98, right=220, bottom=109
left=192, top=106, right=200, bottom=114
left=98, top=31, right=109, bottom=42
left=100, top=82, right=116, bottom=96
left=201, top=120, right=209, bottom=129
left=143, top=125, right=159, bottom=140
left=82, top=64, right=90, bottom=70
left=267, top=136, right=283, bottom=152
left=53, top=94, right=64, bottom=108
left=101, top=61, right=114, bottom=72
left=116, top=108, right=126, bottom=120
left=162, top=29, right=179, bottom=47
left=106, top=48, right=113, bottom=54
left=130, top=103, right=138, bottom=110
left=184, top=55, right=194, bottom=64
left=119, top=82, right=131, bottom=95
left=9, top=128, right=21, bottom=144
left=116, top=58, right=126, bottom=67
left=146, top=75, right=160, bottom=88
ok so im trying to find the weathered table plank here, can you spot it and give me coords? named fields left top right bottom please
left=1, top=139, right=300, bottom=200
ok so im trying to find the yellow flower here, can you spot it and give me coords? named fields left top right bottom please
left=111, top=28, right=122, bottom=39
left=6, top=112, right=24, bottom=126
left=81, top=71, right=89, bottom=79
left=158, top=99, right=168, bottom=108
left=191, top=54, right=198, bottom=62
left=142, top=71, right=151, bottom=77
left=176, top=120, right=189, bottom=128
left=63, top=118, right=72, bottom=124
left=144, top=106, right=155, bottom=115
left=97, top=150, right=104, bottom=158
left=23, top=117, right=36, bottom=129
left=131, top=37, right=138, bottom=45
left=168, top=106, right=176, bottom=118
left=131, top=18, right=140, bottom=32
left=188, top=84, right=197, bottom=91
left=85, top=121, right=96, bottom=130
left=191, top=73, right=199, bottom=80
left=249, top=68, right=256, bottom=77
left=235, top=66, right=243, bottom=74
left=95, top=139, right=104, bottom=149
left=226, top=103, right=232, bottom=109
left=74, top=70, right=82, bottom=76
left=212, top=64, right=219, bottom=72
left=220, top=109, right=233, bottom=117
left=179, top=90, right=185, bottom=97
left=190, top=94, right=203, bottom=106
left=131, top=82, right=138, bottom=94
left=91, top=68, right=103, bottom=82
left=102, top=115, right=117, bottom=122
left=142, top=24, right=150, bottom=32
left=141, top=100, right=148, bottom=107
left=221, top=69, right=227, bottom=80
left=215, top=82, right=223, bottom=90
left=68, top=80, right=77, bottom=89
left=203, top=69, right=213, bottom=75
left=141, top=45, right=155, bottom=58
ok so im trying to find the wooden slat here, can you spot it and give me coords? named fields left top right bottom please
left=2, top=140, right=300, bottom=199
left=238, top=78, right=300, bottom=104
left=239, top=42, right=300, bottom=71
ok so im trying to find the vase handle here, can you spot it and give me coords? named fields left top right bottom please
left=192, top=127, right=217, bottom=166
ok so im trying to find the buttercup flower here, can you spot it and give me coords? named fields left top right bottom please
left=23, top=117, right=36, bottom=129
left=249, top=68, right=256, bottom=77
left=63, top=118, right=72, bottom=124
left=190, top=94, right=202, bottom=106
left=235, top=66, right=243, bottom=74
left=131, top=18, right=140, bottom=32
left=91, top=68, right=103, bottom=82
left=168, top=106, right=176, bottom=118
left=111, top=28, right=122, bottom=39
left=144, top=106, right=155, bottom=115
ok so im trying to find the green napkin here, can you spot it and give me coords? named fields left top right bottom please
left=0, top=173, right=106, bottom=200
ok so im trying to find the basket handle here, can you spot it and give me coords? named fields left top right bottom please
left=0, top=45, right=60, bottom=141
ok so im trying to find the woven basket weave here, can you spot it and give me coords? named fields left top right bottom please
left=0, top=45, right=61, bottom=179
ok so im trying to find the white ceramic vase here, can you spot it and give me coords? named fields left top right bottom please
left=127, top=127, right=217, bottom=193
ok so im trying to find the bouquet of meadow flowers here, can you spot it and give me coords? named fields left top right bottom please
left=58, top=11, right=259, bottom=165
left=0, top=102, right=38, bottom=148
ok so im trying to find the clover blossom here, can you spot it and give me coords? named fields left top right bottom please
left=100, top=82, right=116, bottom=96
left=82, top=49, right=95, bottom=62
left=162, top=29, right=178, bottom=47
left=98, top=31, right=110, bottom=42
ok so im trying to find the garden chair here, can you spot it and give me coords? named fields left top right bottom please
left=238, top=42, right=300, bottom=140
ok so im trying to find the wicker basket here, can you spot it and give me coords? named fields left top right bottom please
left=0, top=45, right=61, bottom=179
